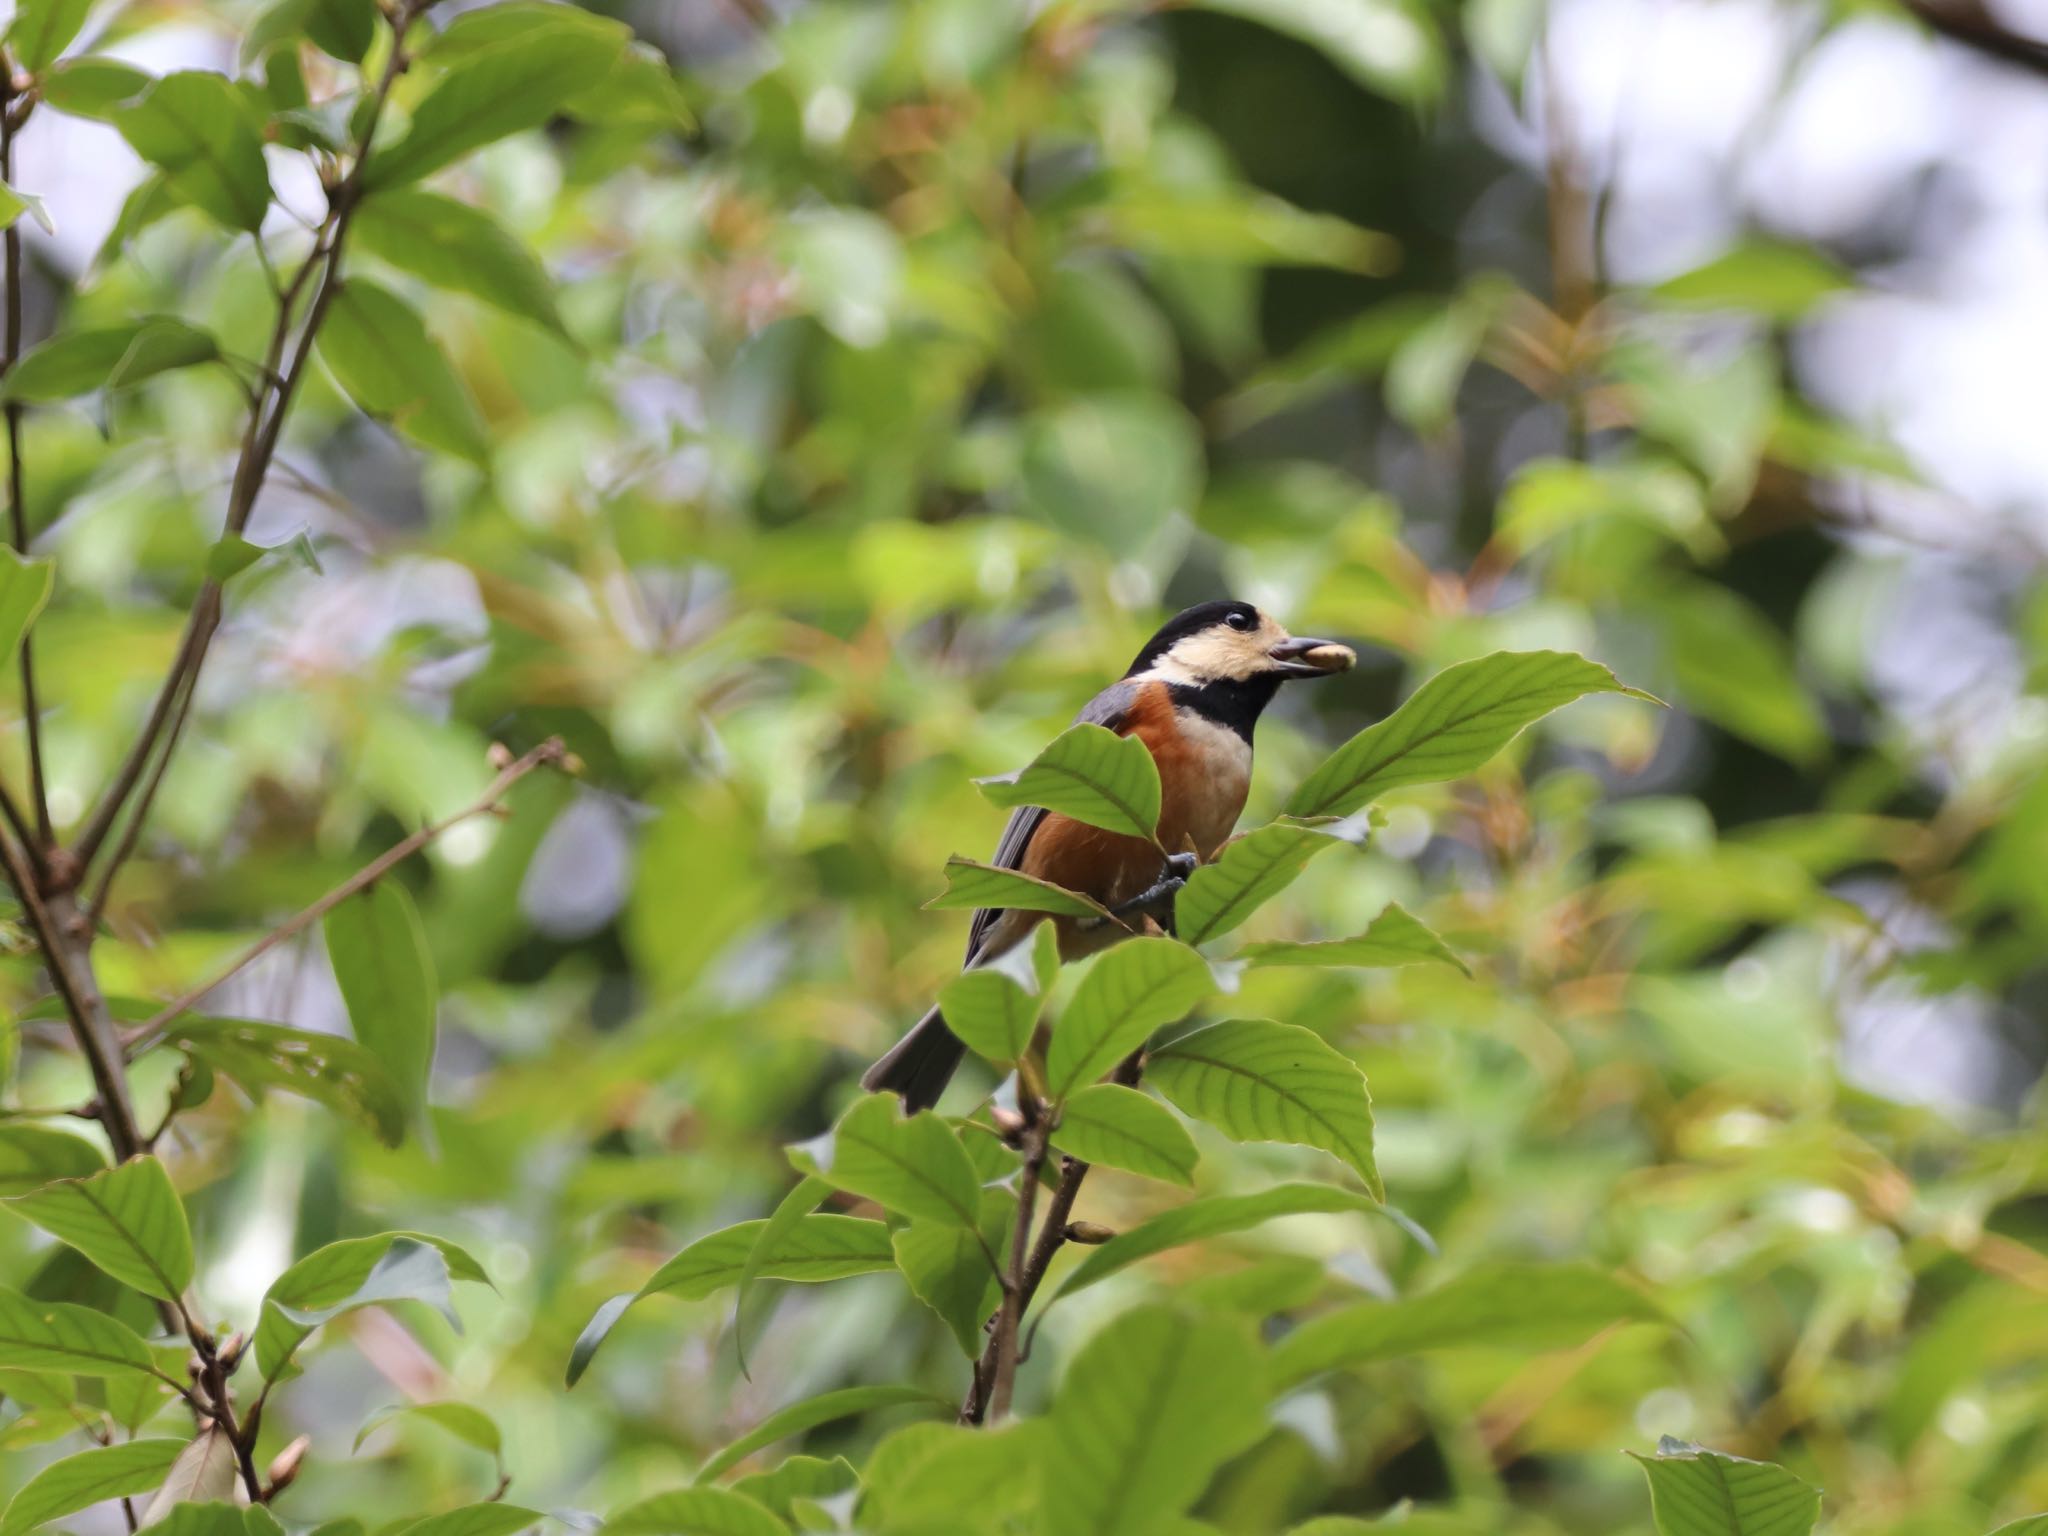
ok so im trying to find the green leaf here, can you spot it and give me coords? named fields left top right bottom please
left=163, top=1017, right=407, bottom=1146
left=138, top=1504, right=286, bottom=1536
left=7, top=0, right=93, bottom=72
left=0, top=551, right=49, bottom=672
left=391, top=1507, right=541, bottom=1536
left=353, top=189, right=566, bottom=335
left=0, top=182, right=52, bottom=237
left=364, top=26, right=627, bottom=190
left=5, top=1155, right=193, bottom=1302
left=41, top=58, right=151, bottom=120
left=1176, top=819, right=1363, bottom=947
left=1104, top=191, right=1396, bottom=274
left=1654, top=580, right=1827, bottom=768
left=244, top=0, right=375, bottom=64
left=733, top=1175, right=832, bottom=1378
left=938, top=966, right=1041, bottom=1065
left=1186, top=0, right=1444, bottom=104
left=924, top=857, right=1114, bottom=920
left=0, top=1124, right=103, bottom=1195
left=893, top=1188, right=1013, bottom=1355
left=317, top=280, right=489, bottom=465
left=1149, top=1020, right=1379, bottom=1197
left=140, top=1427, right=239, bottom=1524
left=115, top=72, right=271, bottom=232
left=606, top=1488, right=788, bottom=1536
left=203, top=535, right=266, bottom=584
left=5, top=318, right=219, bottom=401
left=731, top=1458, right=857, bottom=1522
left=1652, top=241, right=1850, bottom=322
left=1241, top=904, right=1470, bottom=975
left=1496, top=458, right=1713, bottom=560
left=977, top=723, right=1163, bottom=843
left=1050, top=1083, right=1198, bottom=1186
left=255, top=1231, right=489, bottom=1380
left=353, top=1400, right=502, bottom=1459
left=860, top=1421, right=1041, bottom=1530
left=1271, top=1261, right=1667, bottom=1386
left=1020, top=393, right=1205, bottom=558
left=1629, top=1440, right=1820, bottom=1536
left=1988, top=1520, right=2048, bottom=1536
left=1043, top=1305, right=1268, bottom=1536
left=788, top=1095, right=982, bottom=1229
left=323, top=880, right=438, bottom=1132
left=0, top=1436, right=183, bottom=1536
left=1051, top=1183, right=1392, bottom=1305
left=1046, top=937, right=1211, bottom=1100
left=0, top=1284, right=161, bottom=1376
left=694, top=1383, right=950, bottom=1484
left=1285, top=651, right=1654, bottom=819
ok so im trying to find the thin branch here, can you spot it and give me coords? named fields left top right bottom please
left=72, top=2, right=420, bottom=872
left=0, top=81, right=49, bottom=863
left=84, top=654, right=199, bottom=923
left=122, top=738, right=568, bottom=1057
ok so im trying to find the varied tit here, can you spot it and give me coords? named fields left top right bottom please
left=864, top=599, right=1355, bottom=1110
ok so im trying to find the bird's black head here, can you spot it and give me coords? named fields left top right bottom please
left=1123, top=599, right=1354, bottom=740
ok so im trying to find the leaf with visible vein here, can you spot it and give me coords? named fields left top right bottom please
left=0, top=1436, right=182, bottom=1535
left=0, top=1285, right=162, bottom=1378
left=114, top=73, right=271, bottom=232
left=1630, top=1439, right=1820, bottom=1536
left=788, top=1095, right=982, bottom=1229
left=5, top=1156, right=193, bottom=1301
left=694, top=1383, right=949, bottom=1484
left=976, top=723, right=1162, bottom=843
left=1285, top=650, right=1655, bottom=819
left=0, top=1124, right=103, bottom=1196
left=1241, top=903, right=1469, bottom=975
left=1050, top=1083, right=1198, bottom=1186
left=1046, top=937, right=1212, bottom=1100
left=923, top=856, right=1114, bottom=920
left=1176, top=818, right=1365, bottom=946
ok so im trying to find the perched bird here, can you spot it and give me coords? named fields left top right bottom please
left=865, top=599, right=1354, bottom=1110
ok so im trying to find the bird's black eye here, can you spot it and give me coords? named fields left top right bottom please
left=1226, top=610, right=1254, bottom=631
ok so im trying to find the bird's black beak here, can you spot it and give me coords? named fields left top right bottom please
left=1269, top=636, right=1356, bottom=679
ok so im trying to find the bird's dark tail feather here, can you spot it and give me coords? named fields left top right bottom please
left=862, top=1005, right=966, bottom=1113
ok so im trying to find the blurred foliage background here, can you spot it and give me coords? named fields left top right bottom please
left=6, top=0, right=2048, bottom=1530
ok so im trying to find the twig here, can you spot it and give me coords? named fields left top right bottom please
left=122, top=738, right=568, bottom=1056
left=0, top=78, right=48, bottom=861
left=84, top=656, right=198, bottom=923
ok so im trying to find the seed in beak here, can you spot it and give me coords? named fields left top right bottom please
left=1269, top=637, right=1355, bottom=676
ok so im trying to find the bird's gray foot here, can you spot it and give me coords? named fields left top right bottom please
left=1109, top=851, right=1199, bottom=934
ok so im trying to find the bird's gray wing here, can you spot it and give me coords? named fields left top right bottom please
left=964, top=680, right=1137, bottom=962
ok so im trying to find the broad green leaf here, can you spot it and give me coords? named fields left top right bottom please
left=1652, top=241, right=1849, bottom=321
left=1655, top=580, right=1827, bottom=768
left=1496, top=458, right=1713, bottom=560
left=1020, top=393, right=1204, bottom=557
left=8, top=0, right=93, bottom=71
left=924, top=856, right=1115, bottom=920
left=938, top=967, right=1041, bottom=1064
left=243, top=0, right=375, bottom=63
left=1105, top=191, right=1395, bottom=274
left=203, top=535, right=266, bottom=584
left=353, top=1400, right=502, bottom=1459
left=115, top=73, right=271, bottom=232
left=140, top=1427, right=238, bottom=1523
left=138, top=1506, right=286, bottom=1536
left=1386, top=294, right=1492, bottom=433
left=733, top=1175, right=832, bottom=1378
left=364, top=26, right=627, bottom=189
left=255, top=1231, right=489, bottom=1380
left=1285, top=651, right=1652, bottom=819
left=0, top=1436, right=182, bottom=1535
left=0, top=1123, right=100, bottom=1196
left=732, top=1457, right=857, bottom=1521
left=1241, top=904, right=1470, bottom=975
left=893, top=1188, right=1013, bottom=1356
left=1042, top=1305, right=1268, bottom=1536
left=860, top=1421, right=1041, bottom=1530
left=5, top=319, right=218, bottom=401
left=1629, top=1440, right=1820, bottom=1536
left=0, top=552, right=51, bottom=671
left=694, top=1383, right=949, bottom=1483
left=788, top=1095, right=982, bottom=1229
left=354, top=189, right=566, bottom=335
left=565, top=1294, right=634, bottom=1390
left=606, top=1488, right=787, bottom=1536
left=1050, top=1083, right=1198, bottom=1186
left=1050, top=1184, right=1390, bottom=1305
left=1271, top=1261, right=1666, bottom=1386
left=317, top=281, right=489, bottom=465
left=1187, top=0, right=1444, bottom=104
left=5, top=1155, right=193, bottom=1301
left=1149, top=1019, right=1379, bottom=1196
left=0, top=182, right=51, bottom=236
left=41, top=58, right=150, bottom=119
left=1046, top=937, right=1211, bottom=1100
left=323, top=881, right=438, bottom=1131
left=977, top=722, right=1163, bottom=843
left=163, top=1017, right=407, bottom=1146
left=0, top=1284, right=160, bottom=1377
left=392, top=1507, right=542, bottom=1536
left=1176, top=819, right=1363, bottom=947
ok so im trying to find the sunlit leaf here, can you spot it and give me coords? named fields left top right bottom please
left=1176, top=818, right=1364, bottom=947
left=1050, top=1083, right=1198, bottom=1186
left=1629, top=1440, right=1820, bottom=1536
left=1045, top=937, right=1212, bottom=1100
left=1271, top=1261, right=1666, bottom=1386
left=893, top=1188, right=1012, bottom=1356
left=397, top=1506, right=543, bottom=1536
left=860, top=1421, right=1041, bottom=1530
left=0, top=1124, right=102, bottom=1196
left=732, top=1457, right=857, bottom=1522
left=605, top=1489, right=785, bottom=1536
left=1652, top=241, right=1850, bottom=322
left=255, top=1231, right=489, bottom=1380
left=924, top=857, right=1114, bottom=921
left=788, top=1095, right=982, bottom=1229
left=938, top=966, right=1041, bottom=1064
left=137, top=1504, right=286, bottom=1536
left=1149, top=1019, right=1379, bottom=1197
left=1241, top=903, right=1469, bottom=975
left=1043, top=1304, right=1268, bottom=1536
left=0, top=1284, right=161, bottom=1377
left=353, top=1400, right=502, bottom=1460
left=5, top=1155, right=193, bottom=1302
left=164, top=1018, right=407, bottom=1146
left=0, top=1436, right=182, bottom=1535
left=41, top=57, right=150, bottom=119
left=976, top=722, right=1162, bottom=843
left=1285, top=651, right=1654, bottom=819
left=8, top=0, right=93, bottom=71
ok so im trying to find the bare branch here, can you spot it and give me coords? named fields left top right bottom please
left=0, top=80, right=48, bottom=864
